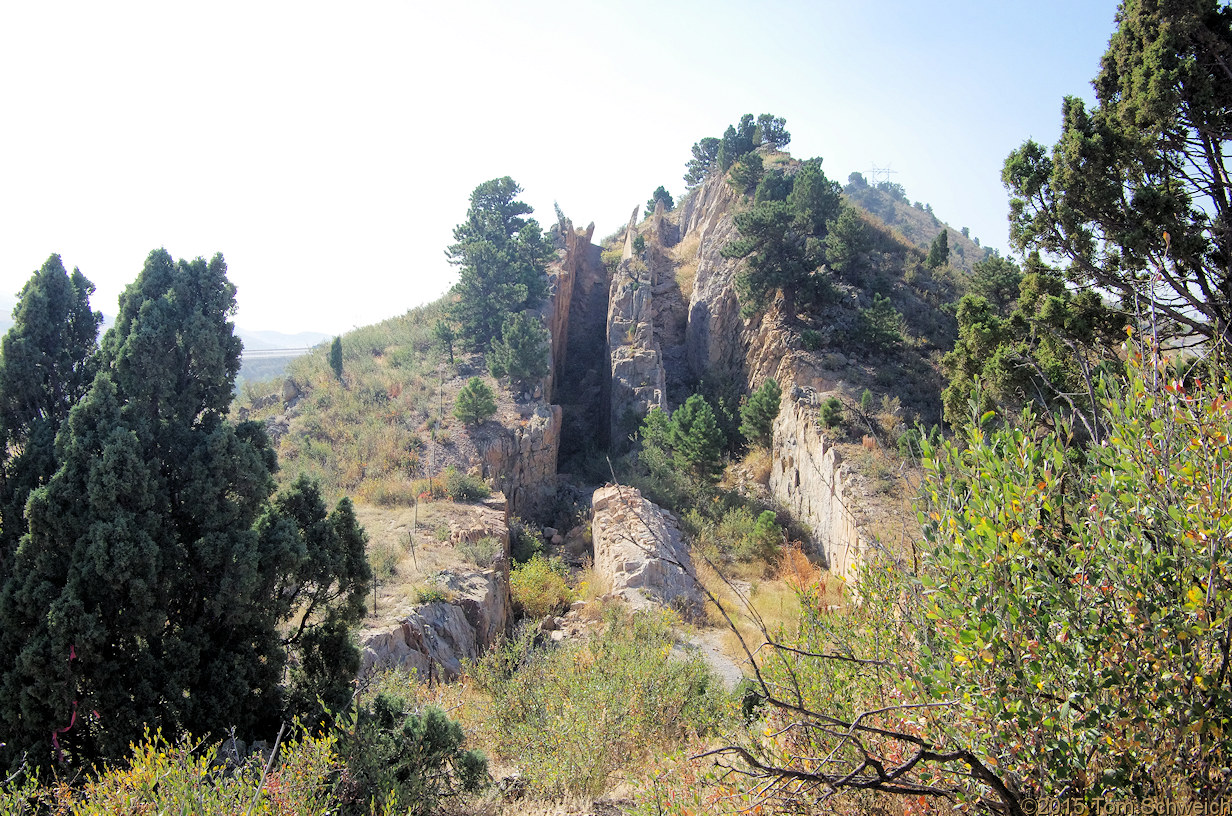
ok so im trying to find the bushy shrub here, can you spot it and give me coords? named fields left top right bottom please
left=336, top=691, right=487, bottom=815
left=800, top=328, right=822, bottom=351
left=510, top=554, right=572, bottom=619
left=687, top=505, right=784, bottom=567
left=442, top=467, right=490, bottom=502
left=820, top=396, right=843, bottom=428
left=509, top=517, right=543, bottom=563
left=1, top=730, right=341, bottom=814
left=457, top=535, right=501, bottom=569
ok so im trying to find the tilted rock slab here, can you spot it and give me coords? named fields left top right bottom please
left=590, top=485, right=703, bottom=616
left=360, top=565, right=512, bottom=682
left=769, top=392, right=872, bottom=588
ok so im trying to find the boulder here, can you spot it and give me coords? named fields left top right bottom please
left=360, top=565, right=511, bottom=681
left=590, top=485, right=703, bottom=616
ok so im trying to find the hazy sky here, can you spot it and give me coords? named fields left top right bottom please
left=1, top=1, right=1122, bottom=335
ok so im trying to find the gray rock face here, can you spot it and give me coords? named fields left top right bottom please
left=590, top=485, right=703, bottom=616
left=768, top=393, right=871, bottom=587
left=607, top=207, right=667, bottom=452
left=360, top=565, right=512, bottom=682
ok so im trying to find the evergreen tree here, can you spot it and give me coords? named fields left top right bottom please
left=0, top=249, right=370, bottom=766
left=968, top=254, right=1023, bottom=315
left=644, top=186, right=675, bottom=217
left=454, top=377, right=496, bottom=425
left=823, top=207, right=874, bottom=281
left=487, top=312, right=549, bottom=391
left=1003, top=0, right=1232, bottom=354
left=0, top=255, right=101, bottom=575
left=787, top=159, right=843, bottom=237
left=329, top=336, right=343, bottom=380
left=754, top=114, right=791, bottom=149
left=926, top=230, right=949, bottom=269
left=447, top=178, right=551, bottom=350
left=728, top=153, right=764, bottom=195
left=432, top=319, right=456, bottom=365
left=669, top=394, right=726, bottom=484
left=739, top=378, right=782, bottom=447
left=684, top=137, right=721, bottom=187
left=754, top=168, right=794, bottom=204
left=723, top=201, right=813, bottom=322
left=857, top=293, right=905, bottom=353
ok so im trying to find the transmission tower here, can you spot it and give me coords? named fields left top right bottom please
left=868, top=164, right=899, bottom=186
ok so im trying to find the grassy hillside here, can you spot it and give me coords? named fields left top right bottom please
left=236, top=298, right=481, bottom=505
left=843, top=175, right=992, bottom=274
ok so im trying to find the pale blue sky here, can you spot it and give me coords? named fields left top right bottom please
left=0, top=1, right=1121, bottom=334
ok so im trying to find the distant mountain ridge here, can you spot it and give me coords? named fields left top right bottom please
left=235, top=328, right=331, bottom=351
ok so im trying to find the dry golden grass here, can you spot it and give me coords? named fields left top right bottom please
left=671, top=229, right=703, bottom=299
left=740, top=446, right=773, bottom=485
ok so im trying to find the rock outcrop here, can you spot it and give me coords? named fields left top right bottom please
left=360, top=565, right=512, bottom=682
left=590, top=484, right=703, bottom=615
left=474, top=403, right=561, bottom=516
left=768, top=391, right=872, bottom=586
left=608, top=208, right=667, bottom=451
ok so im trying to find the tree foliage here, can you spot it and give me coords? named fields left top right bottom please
left=727, top=153, right=764, bottom=196
left=1003, top=0, right=1232, bottom=355
left=487, top=312, right=549, bottom=391
left=926, top=229, right=949, bottom=269
left=329, top=335, right=343, bottom=380
left=919, top=354, right=1232, bottom=799
left=0, top=249, right=370, bottom=768
left=857, top=293, right=905, bottom=353
left=454, top=377, right=497, bottom=425
left=668, top=394, right=726, bottom=484
left=941, top=260, right=1121, bottom=432
left=337, top=690, right=487, bottom=816
left=447, top=177, right=551, bottom=350
left=432, top=319, right=456, bottom=364
left=823, top=206, right=875, bottom=281
left=683, top=113, right=791, bottom=188
left=0, top=255, right=101, bottom=574
left=739, top=377, right=782, bottom=447
left=644, top=185, right=675, bottom=217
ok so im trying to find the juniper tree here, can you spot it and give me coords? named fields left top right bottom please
left=0, top=255, right=101, bottom=576
left=0, top=249, right=370, bottom=767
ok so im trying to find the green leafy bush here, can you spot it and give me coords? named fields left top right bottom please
left=509, top=517, right=543, bottom=563
left=1, top=729, right=341, bottom=814
left=509, top=554, right=572, bottom=619
left=917, top=360, right=1232, bottom=797
left=442, top=467, right=490, bottom=502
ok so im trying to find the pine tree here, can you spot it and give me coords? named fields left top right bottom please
left=669, top=394, right=726, bottom=484
left=739, top=378, right=782, bottom=447
left=448, top=178, right=551, bottom=350
left=454, top=377, right=497, bottom=425
left=329, top=336, right=343, bottom=380
left=926, top=230, right=949, bottom=269
left=487, top=312, right=549, bottom=392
